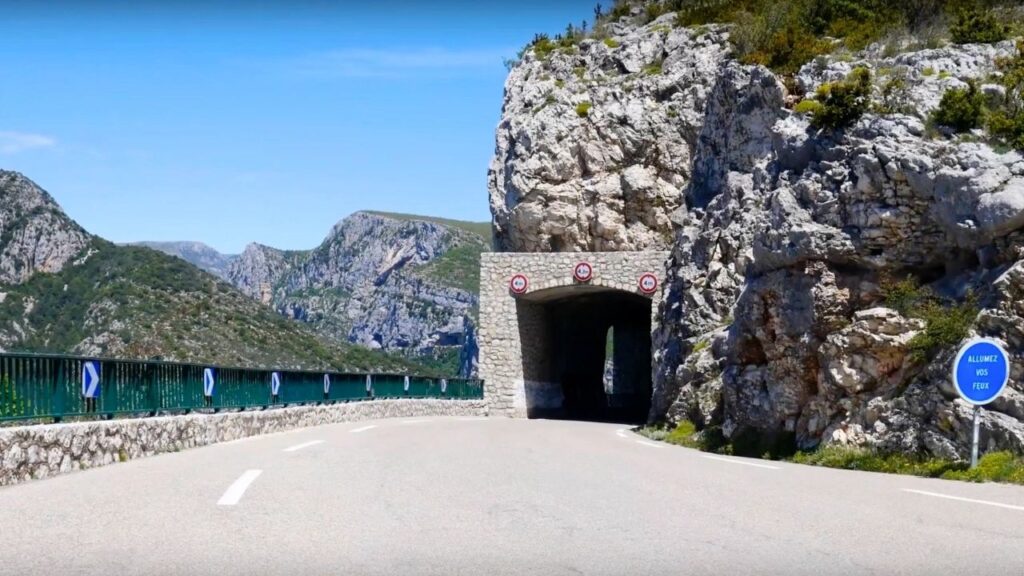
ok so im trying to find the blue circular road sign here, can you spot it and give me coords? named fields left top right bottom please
left=953, top=338, right=1010, bottom=406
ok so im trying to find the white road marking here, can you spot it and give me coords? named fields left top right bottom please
left=217, top=470, right=263, bottom=506
left=401, top=419, right=429, bottom=425
left=350, top=425, right=377, bottom=433
left=636, top=440, right=665, bottom=449
left=702, top=454, right=781, bottom=470
left=616, top=429, right=630, bottom=439
left=903, top=489, right=1024, bottom=512
left=283, top=440, right=324, bottom=453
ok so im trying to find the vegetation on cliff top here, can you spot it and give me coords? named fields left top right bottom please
left=518, top=1, right=1021, bottom=77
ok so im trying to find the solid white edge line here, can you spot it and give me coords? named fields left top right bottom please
left=616, top=429, right=630, bottom=439
left=702, top=454, right=781, bottom=470
left=217, top=470, right=263, bottom=506
left=636, top=440, right=665, bottom=449
left=350, top=425, right=377, bottom=433
left=903, top=489, right=1024, bottom=512
left=282, top=440, right=325, bottom=453
left=401, top=419, right=429, bottom=425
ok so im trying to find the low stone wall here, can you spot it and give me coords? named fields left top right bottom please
left=0, top=399, right=487, bottom=487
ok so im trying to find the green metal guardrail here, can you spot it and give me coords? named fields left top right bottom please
left=0, top=352, right=484, bottom=423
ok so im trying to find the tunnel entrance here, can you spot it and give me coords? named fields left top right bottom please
left=519, top=288, right=652, bottom=423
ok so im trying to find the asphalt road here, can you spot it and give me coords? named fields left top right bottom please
left=1, top=417, right=1023, bottom=575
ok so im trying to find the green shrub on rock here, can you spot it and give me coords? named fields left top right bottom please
left=942, top=451, right=1024, bottom=484
left=576, top=101, right=593, bottom=117
left=950, top=8, right=1009, bottom=45
left=809, top=67, right=873, bottom=129
left=933, top=81, right=986, bottom=132
left=988, top=41, right=1024, bottom=148
left=794, top=99, right=824, bottom=115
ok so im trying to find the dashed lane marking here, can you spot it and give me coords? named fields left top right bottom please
left=283, top=440, right=325, bottom=453
left=701, top=454, right=781, bottom=470
left=350, top=425, right=377, bottom=434
left=217, top=470, right=262, bottom=506
left=636, top=440, right=665, bottom=449
left=903, top=489, right=1024, bottom=512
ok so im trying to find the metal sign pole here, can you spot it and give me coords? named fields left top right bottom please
left=971, top=405, right=981, bottom=469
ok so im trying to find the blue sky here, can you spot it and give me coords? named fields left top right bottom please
left=0, top=0, right=596, bottom=253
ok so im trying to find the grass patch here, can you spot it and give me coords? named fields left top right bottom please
left=881, top=276, right=977, bottom=362
left=943, top=451, right=1024, bottom=484
left=642, top=59, right=664, bottom=76
left=416, top=240, right=487, bottom=294
left=793, top=444, right=965, bottom=477
left=603, top=38, right=620, bottom=48
left=644, top=423, right=1024, bottom=486
left=794, top=446, right=1024, bottom=485
left=576, top=101, right=593, bottom=117
left=794, top=99, right=824, bottom=115
left=637, top=423, right=700, bottom=448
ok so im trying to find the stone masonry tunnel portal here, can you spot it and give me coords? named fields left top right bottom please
left=479, top=252, right=668, bottom=422
left=522, top=287, right=653, bottom=422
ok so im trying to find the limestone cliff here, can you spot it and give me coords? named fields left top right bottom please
left=0, top=171, right=90, bottom=285
left=224, top=212, right=486, bottom=376
left=493, top=9, right=1024, bottom=458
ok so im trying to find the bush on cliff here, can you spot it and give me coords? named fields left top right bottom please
left=807, top=67, right=873, bottom=129
left=933, top=81, right=986, bottom=132
left=988, top=41, right=1024, bottom=148
left=881, top=276, right=978, bottom=362
left=950, top=7, right=1009, bottom=45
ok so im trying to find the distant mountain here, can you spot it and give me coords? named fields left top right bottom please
left=224, top=211, right=489, bottom=376
left=0, top=170, right=426, bottom=374
left=130, top=241, right=237, bottom=280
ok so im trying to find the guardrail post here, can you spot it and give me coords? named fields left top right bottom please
left=52, top=360, right=64, bottom=423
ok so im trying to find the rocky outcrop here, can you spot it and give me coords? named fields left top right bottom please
left=488, top=17, right=730, bottom=252
left=226, top=212, right=486, bottom=375
left=494, top=10, right=1024, bottom=458
left=654, top=35, right=1024, bottom=458
left=0, top=171, right=91, bottom=285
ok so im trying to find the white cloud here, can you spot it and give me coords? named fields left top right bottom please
left=0, top=131, right=57, bottom=154
left=287, top=47, right=512, bottom=78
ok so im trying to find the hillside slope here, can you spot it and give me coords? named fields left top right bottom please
left=131, top=241, right=237, bottom=280
left=0, top=171, right=426, bottom=373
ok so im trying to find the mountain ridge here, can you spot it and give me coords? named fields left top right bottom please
left=135, top=211, right=490, bottom=377
left=0, top=170, right=433, bottom=374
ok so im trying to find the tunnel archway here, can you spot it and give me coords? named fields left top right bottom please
left=478, top=251, right=668, bottom=420
left=517, top=286, right=652, bottom=423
